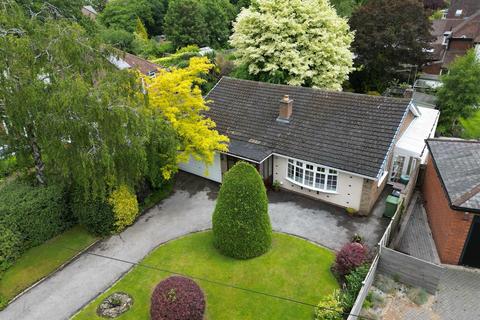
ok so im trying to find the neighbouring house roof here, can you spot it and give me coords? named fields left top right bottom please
left=395, top=107, right=439, bottom=163
left=109, top=52, right=161, bottom=76
left=205, top=77, right=411, bottom=178
left=426, top=139, right=480, bottom=212
left=447, top=0, right=480, bottom=19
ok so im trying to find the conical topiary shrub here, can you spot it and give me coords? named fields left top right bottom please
left=212, top=161, right=272, bottom=259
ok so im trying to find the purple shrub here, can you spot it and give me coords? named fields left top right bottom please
left=150, top=276, right=205, bottom=320
left=334, top=242, right=368, bottom=277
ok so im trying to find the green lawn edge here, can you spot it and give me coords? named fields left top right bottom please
left=74, top=231, right=338, bottom=320
left=0, top=226, right=98, bottom=303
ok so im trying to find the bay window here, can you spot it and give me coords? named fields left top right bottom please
left=287, top=159, right=338, bottom=192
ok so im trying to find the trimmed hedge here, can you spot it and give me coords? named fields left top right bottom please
left=0, top=179, right=73, bottom=271
left=212, top=162, right=272, bottom=259
left=150, top=276, right=205, bottom=320
left=71, top=188, right=115, bottom=236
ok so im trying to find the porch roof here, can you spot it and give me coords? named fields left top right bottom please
left=226, top=139, right=272, bottom=163
left=395, top=107, right=440, bottom=163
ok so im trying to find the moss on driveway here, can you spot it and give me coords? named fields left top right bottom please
left=74, top=231, right=338, bottom=320
left=0, top=226, right=97, bottom=304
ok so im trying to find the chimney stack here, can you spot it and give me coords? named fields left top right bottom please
left=277, top=95, right=293, bottom=122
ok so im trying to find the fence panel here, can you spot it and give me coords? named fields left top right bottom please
left=377, top=247, right=445, bottom=294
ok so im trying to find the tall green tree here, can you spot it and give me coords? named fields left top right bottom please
left=100, top=0, right=167, bottom=36
left=163, top=0, right=208, bottom=48
left=0, top=2, right=148, bottom=196
left=349, top=0, right=433, bottom=92
left=230, top=0, right=354, bottom=89
left=329, top=0, right=366, bottom=17
left=437, top=50, right=480, bottom=136
left=201, top=0, right=235, bottom=48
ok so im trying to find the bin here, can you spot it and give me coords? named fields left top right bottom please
left=384, top=195, right=400, bottom=218
left=400, top=174, right=410, bottom=185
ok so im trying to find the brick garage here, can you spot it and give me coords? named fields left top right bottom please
left=422, top=154, right=473, bottom=264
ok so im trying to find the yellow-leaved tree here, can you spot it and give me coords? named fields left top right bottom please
left=144, top=57, right=229, bottom=169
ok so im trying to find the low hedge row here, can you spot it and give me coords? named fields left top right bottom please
left=0, top=180, right=74, bottom=271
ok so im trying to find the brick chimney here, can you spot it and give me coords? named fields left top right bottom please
left=277, top=95, right=293, bottom=122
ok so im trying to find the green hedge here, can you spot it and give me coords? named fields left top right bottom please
left=71, top=188, right=115, bottom=236
left=212, top=162, right=272, bottom=259
left=0, top=180, right=73, bottom=271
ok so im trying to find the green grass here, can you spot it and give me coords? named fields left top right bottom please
left=74, top=232, right=338, bottom=320
left=0, top=226, right=98, bottom=302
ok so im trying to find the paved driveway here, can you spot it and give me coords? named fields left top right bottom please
left=1, top=172, right=388, bottom=320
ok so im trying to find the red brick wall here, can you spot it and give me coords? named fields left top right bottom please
left=422, top=155, right=473, bottom=265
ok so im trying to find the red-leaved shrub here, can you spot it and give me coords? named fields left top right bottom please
left=150, top=276, right=205, bottom=320
left=334, top=242, right=368, bottom=276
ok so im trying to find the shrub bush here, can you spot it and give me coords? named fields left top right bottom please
left=334, top=242, right=368, bottom=276
left=340, top=264, right=370, bottom=312
left=108, top=185, right=139, bottom=233
left=71, top=188, right=115, bottom=236
left=150, top=276, right=205, bottom=320
left=0, top=180, right=73, bottom=250
left=0, top=223, right=22, bottom=272
left=314, top=290, right=343, bottom=320
left=0, top=155, right=17, bottom=177
left=212, top=162, right=272, bottom=259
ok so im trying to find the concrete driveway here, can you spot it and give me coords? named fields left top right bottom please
left=1, top=172, right=388, bottom=320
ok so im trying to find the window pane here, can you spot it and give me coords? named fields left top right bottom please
left=288, top=162, right=294, bottom=179
left=329, top=169, right=337, bottom=175
left=296, top=161, right=303, bottom=167
left=305, top=170, right=314, bottom=186
left=306, top=164, right=313, bottom=170
left=288, top=159, right=294, bottom=164
left=317, top=167, right=325, bottom=173
left=315, top=172, right=325, bottom=189
left=327, top=175, right=337, bottom=191
left=295, top=166, right=303, bottom=183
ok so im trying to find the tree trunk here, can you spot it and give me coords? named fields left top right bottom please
left=27, top=126, right=46, bottom=185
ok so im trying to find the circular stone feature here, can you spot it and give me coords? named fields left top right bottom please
left=97, top=292, right=133, bottom=318
left=150, top=276, right=205, bottom=320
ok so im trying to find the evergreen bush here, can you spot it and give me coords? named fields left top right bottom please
left=212, top=162, right=272, bottom=259
left=71, top=188, right=115, bottom=236
left=108, top=185, right=139, bottom=233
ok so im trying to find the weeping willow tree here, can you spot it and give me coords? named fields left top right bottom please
left=0, top=1, right=152, bottom=198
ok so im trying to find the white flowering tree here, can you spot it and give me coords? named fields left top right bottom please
left=230, top=0, right=354, bottom=90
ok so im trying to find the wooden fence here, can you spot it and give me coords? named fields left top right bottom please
left=347, top=163, right=422, bottom=320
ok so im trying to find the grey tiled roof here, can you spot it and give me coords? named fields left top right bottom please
left=206, top=77, right=410, bottom=178
left=427, top=139, right=480, bottom=212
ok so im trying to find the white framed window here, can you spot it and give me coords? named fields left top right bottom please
left=286, top=158, right=338, bottom=192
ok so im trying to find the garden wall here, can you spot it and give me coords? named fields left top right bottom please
left=377, top=247, right=445, bottom=294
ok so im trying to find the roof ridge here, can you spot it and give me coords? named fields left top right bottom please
left=427, top=138, right=480, bottom=145
left=452, top=183, right=480, bottom=207
left=221, top=76, right=411, bottom=104
left=451, top=9, right=480, bottom=34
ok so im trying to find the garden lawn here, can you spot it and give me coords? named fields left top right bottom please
left=74, top=232, right=338, bottom=319
left=0, top=226, right=97, bottom=302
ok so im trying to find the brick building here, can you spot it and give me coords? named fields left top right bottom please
left=423, top=139, right=480, bottom=267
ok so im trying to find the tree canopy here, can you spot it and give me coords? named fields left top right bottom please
left=144, top=57, right=229, bottom=165
left=230, top=0, right=354, bottom=90
left=437, top=50, right=480, bottom=136
left=163, top=0, right=235, bottom=49
left=100, top=0, right=167, bottom=36
left=349, top=0, right=433, bottom=92
left=0, top=2, right=177, bottom=198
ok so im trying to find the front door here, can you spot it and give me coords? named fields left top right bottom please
left=461, top=215, right=480, bottom=268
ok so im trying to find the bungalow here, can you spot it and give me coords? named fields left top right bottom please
left=180, top=77, right=439, bottom=215
left=423, top=139, right=480, bottom=267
